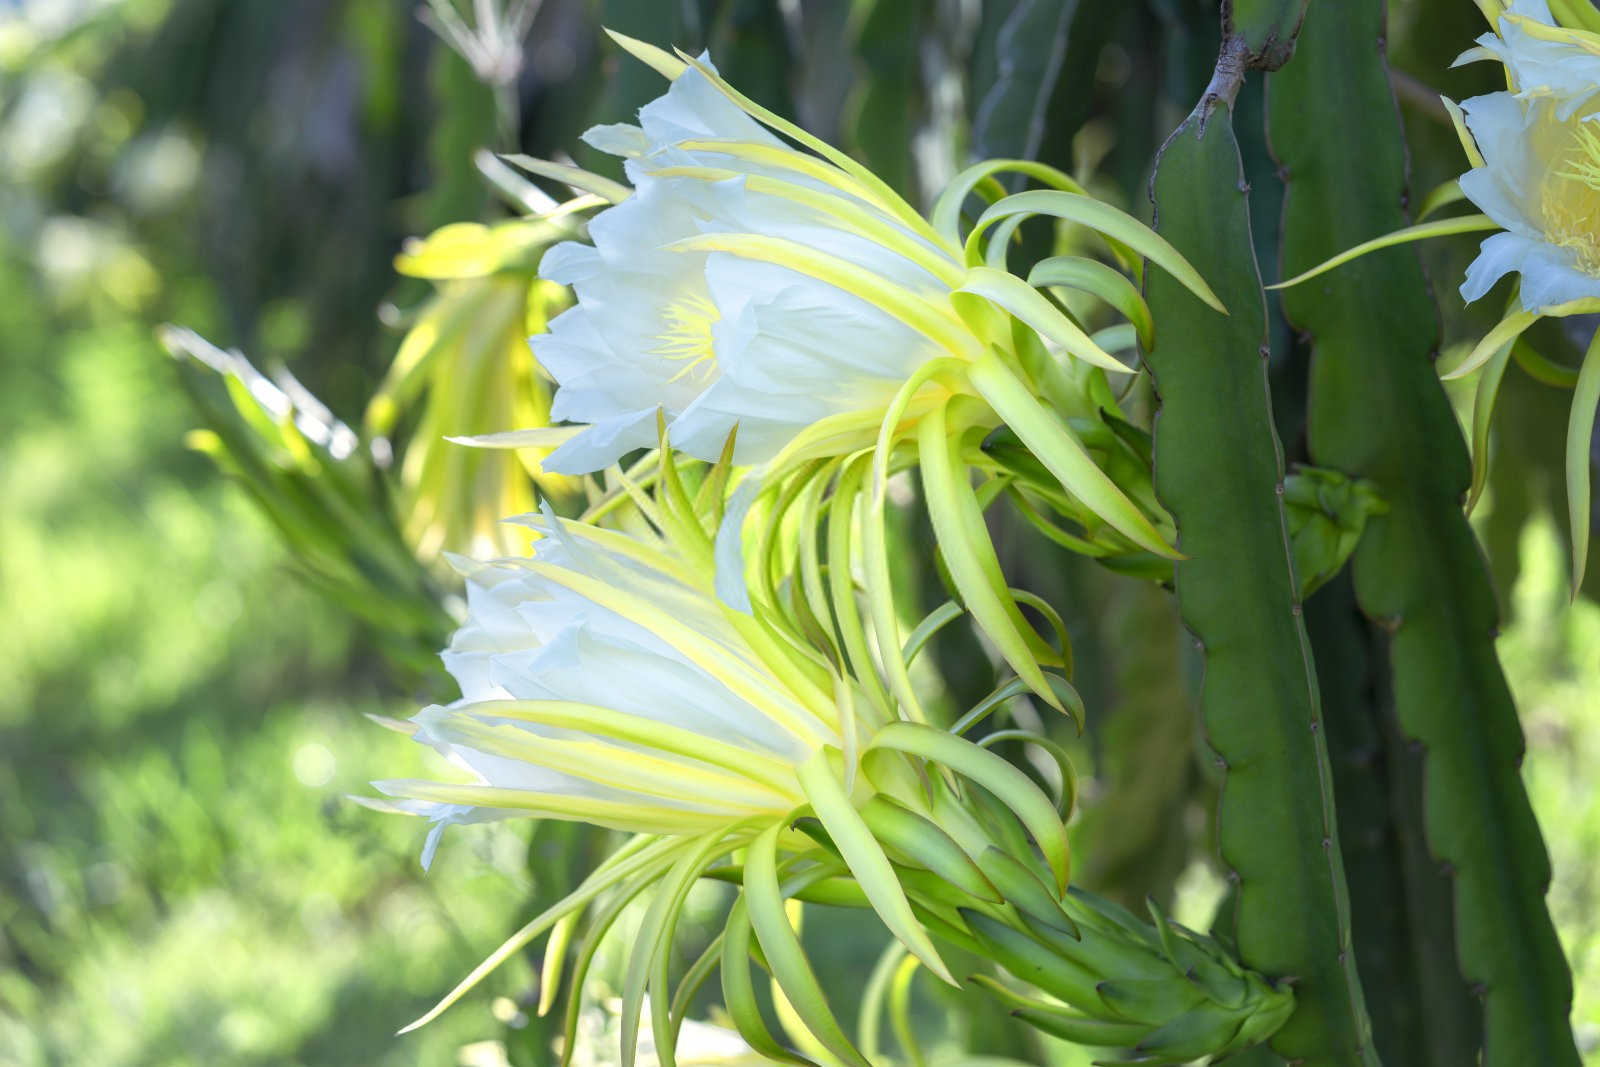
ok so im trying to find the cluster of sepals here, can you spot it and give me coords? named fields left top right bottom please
left=384, top=427, right=1293, bottom=1067
left=177, top=28, right=1303, bottom=1066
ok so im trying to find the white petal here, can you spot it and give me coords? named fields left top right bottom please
left=1462, top=230, right=1544, bottom=303
left=714, top=480, right=759, bottom=614
left=1460, top=93, right=1545, bottom=230
left=538, top=240, right=604, bottom=285
left=540, top=410, right=660, bottom=474
left=635, top=65, right=781, bottom=153
left=1514, top=240, right=1600, bottom=309
left=581, top=122, right=648, bottom=158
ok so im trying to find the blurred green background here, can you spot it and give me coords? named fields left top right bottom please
left=1, top=1, right=1596, bottom=1065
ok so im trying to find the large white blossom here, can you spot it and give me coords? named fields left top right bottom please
left=1458, top=93, right=1600, bottom=309
left=1462, top=0, right=1600, bottom=118
left=373, top=508, right=852, bottom=864
left=1456, top=2, right=1600, bottom=310
left=532, top=61, right=960, bottom=473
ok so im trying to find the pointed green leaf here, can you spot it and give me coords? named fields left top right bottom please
left=1415, top=179, right=1466, bottom=222
left=744, top=825, right=872, bottom=1067
left=1029, top=255, right=1155, bottom=352
left=1566, top=332, right=1600, bottom=595
left=869, top=723, right=1069, bottom=892
left=968, top=190, right=1225, bottom=312
left=720, top=895, right=815, bottom=1066
left=967, top=352, right=1177, bottom=557
left=918, top=399, right=1064, bottom=709
left=401, top=836, right=681, bottom=1033
left=931, top=158, right=1087, bottom=246
left=603, top=28, right=689, bottom=80
left=502, top=154, right=631, bottom=204
left=1442, top=309, right=1540, bottom=381
left=796, top=751, right=956, bottom=983
left=1270, top=214, right=1500, bottom=292
left=960, top=266, right=1129, bottom=372
left=859, top=794, right=1002, bottom=903
left=622, top=832, right=741, bottom=1067
left=1467, top=336, right=1517, bottom=515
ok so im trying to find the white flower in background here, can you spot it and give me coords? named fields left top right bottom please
left=1448, top=0, right=1600, bottom=593
left=1456, top=0, right=1600, bottom=310
left=1457, top=92, right=1600, bottom=309
left=532, top=58, right=961, bottom=474
left=1463, top=0, right=1600, bottom=118
left=373, top=506, right=857, bottom=863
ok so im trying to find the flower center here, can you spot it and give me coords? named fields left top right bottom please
left=1542, top=119, right=1600, bottom=276
left=652, top=291, right=720, bottom=383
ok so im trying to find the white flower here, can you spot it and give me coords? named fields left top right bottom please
left=1462, top=0, right=1600, bottom=118
left=532, top=60, right=963, bottom=474
left=373, top=506, right=858, bottom=861
left=1458, top=91, right=1600, bottom=309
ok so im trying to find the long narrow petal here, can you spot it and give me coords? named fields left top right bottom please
left=969, top=190, right=1224, bottom=313
left=1270, top=214, right=1501, bottom=291
left=603, top=29, right=689, bottom=79
left=1442, top=308, right=1540, bottom=380
left=795, top=750, right=955, bottom=984
left=917, top=399, right=1065, bottom=708
left=622, top=831, right=746, bottom=1067
left=525, top=562, right=831, bottom=744
left=1567, top=332, right=1600, bottom=596
left=652, top=161, right=964, bottom=286
left=931, top=159, right=1088, bottom=247
left=501, top=154, right=632, bottom=204
left=744, top=825, right=872, bottom=1067
left=401, top=836, right=684, bottom=1033
left=868, top=722, right=1070, bottom=893
left=1029, top=255, right=1156, bottom=352
left=1467, top=335, right=1517, bottom=514
left=966, top=352, right=1176, bottom=558
left=672, top=51, right=938, bottom=249
left=667, top=233, right=981, bottom=362
left=959, top=266, right=1130, bottom=373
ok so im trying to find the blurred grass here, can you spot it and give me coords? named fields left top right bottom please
left=0, top=231, right=546, bottom=1067
left=1494, top=511, right=1600, bottom=1058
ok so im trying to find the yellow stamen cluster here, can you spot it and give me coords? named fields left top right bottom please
left=651, top=290, right=721, bottom=383
left=1544, top=119, right=1600, bottom=275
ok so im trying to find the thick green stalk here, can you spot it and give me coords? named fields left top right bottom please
left=1144, top=91, right=1375, bottom=1066
left=1269, top=2, right=1579, bottom=1062
left=1305, top=575, right=1480, bottom=1064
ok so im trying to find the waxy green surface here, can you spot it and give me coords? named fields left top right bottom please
left=1270, top=2, right=1580, bottom=1063
left=1145, top=98, right=1375, bottom=1064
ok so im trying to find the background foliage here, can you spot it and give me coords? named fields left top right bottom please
left=1, top=0, right=1597, bottom=1063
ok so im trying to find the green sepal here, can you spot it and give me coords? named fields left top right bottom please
left=1128, top=1008, right=1248, bottom=1062
left=961, top=909, right=1105, bottom=1008
left=918, top=398, right=1067, bottom=710
left=796, top=750, right=956, bottom=985
left=719, top=894, right=814, bottom=1066
left=966, top=190, right=1224, bottom=312
left=1028, top=255, right=1155, bottom=353
left=873, top=723, right=1070, bottom=893
left=975, top=847, right=1079, bottom=938
left=1281, top=465, right=1388, bottom=598
left=859, top=795, right=1002, bottom=903
left=1093, top=977, right=1208, bottom=1027
left=1009, top=1009, right=1148, bottom=1048
left=1565, top=330, right=1600, bottom=594
left=744, top=824, right=872, bottom=1067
